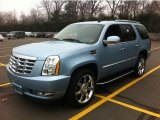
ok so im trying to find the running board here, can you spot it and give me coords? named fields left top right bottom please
left=96, top=70, right=134, bottom=85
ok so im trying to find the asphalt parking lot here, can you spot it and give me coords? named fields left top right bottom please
left=0, top=38, right=160, bottom=120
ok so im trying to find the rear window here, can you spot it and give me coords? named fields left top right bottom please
left=135, top=25, right=149, bottom=39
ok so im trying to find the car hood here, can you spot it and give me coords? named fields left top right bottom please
left=13, top=41, right=89, bottom=60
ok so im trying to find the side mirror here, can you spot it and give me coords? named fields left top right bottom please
left=103, top=36, right=120, bottom=46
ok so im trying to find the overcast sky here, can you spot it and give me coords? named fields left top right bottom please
left=0, top=0, right=40, bottom=16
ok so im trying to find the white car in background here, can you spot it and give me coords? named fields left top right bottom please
left=0, top=34, right=4, bottom=42
left=25, top=32, right=32, bottom=37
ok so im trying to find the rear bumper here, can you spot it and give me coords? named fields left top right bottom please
left=6, top=65, right=71, bottom=100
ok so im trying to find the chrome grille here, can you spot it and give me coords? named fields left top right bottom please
left=9, top=53, right=37, bottom=74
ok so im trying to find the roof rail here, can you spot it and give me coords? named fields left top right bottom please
left=115, top=19, right=140, bottom=23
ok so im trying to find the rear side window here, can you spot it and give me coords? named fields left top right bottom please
left=135, top=25, right=149, bottom=39
left=120, top=24, right=136, bottom=42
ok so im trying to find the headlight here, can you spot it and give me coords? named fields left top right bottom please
left=42, top=56, right=60, bottom=76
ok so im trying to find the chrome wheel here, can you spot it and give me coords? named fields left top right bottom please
left=138, top=58, right=145, bottom=75
left=75, top=75, right=94, bottom=104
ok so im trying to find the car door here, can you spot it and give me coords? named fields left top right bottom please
left=119, top=24, right=139, bottom=68
left=99, top=24, right=129, bottom=79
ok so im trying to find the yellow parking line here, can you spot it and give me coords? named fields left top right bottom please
left=0, top=82, right=11, bottom=87
left=95, top=94, right=105, bottom=99
left=69, top=65, right=160, bottom=120
left=95, top=94, right=160, bottom=118
left=109, top=99, right=160, bottom=118
left=0, top=63, right=7, bottom=67
left=151, top=47, right=160, bottom=51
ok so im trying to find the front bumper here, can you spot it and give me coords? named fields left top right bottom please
left=6, top=65, right=71, bottom=100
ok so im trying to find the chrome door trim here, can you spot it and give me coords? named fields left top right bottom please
left=107, top=40, right=136, bottom=47
left=102, top=57, right=136, bottom=68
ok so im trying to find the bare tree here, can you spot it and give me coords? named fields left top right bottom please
left=145, top=0, right=160, bottom=14
left=130, top=1, right=140, bottom=18
left=122, top=1, right=135, bottom=18
left=0, top=12, right=5, bottom=25
left=106, top=0, right=121, bottom=18
left=139, top=0, right=148, bottom=15
left=64, top=1, right=78, bottom=21
left=117, top=0, right=144, bottom=19
left=3, top=11, right=18, bottom=25
left=77, top=0, right=104, bottom=20
left=88, top=0, right=104, bottom=19
left=77, top=1, right=88, bottom=20
left=41, top=0, right=53, bottom=21
left=52, top=0, right=66, bottom=20
left=41, top=0, right=66, bottom=21
left=29, top=5, right=46, bottom=25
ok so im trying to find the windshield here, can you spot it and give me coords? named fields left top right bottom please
left=54, top=24, right=104, bottom=44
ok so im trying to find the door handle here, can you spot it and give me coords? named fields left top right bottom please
left=120, top=48, right=126, bottom=51
left=135, top=45, right=140, bottom=47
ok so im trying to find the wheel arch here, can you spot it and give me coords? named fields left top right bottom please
left=70, top=62, right=98, bottom=81
left=139, top=50, right=148, bottom=59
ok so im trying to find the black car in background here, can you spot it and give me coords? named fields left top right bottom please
left=7, top=31, right=25, bottom=39
left=36, top=32, right=46, bottom=38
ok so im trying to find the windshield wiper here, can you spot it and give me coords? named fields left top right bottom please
left=62, top=38, right=83, bottom=43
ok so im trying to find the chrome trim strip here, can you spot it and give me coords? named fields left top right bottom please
left=96, top=70, right=134, bottom=85
left=12, top=53, right=37, bottom=60
left=102, top=57, right=136, bottom=68
left=107, top=40, right=136, bottom=47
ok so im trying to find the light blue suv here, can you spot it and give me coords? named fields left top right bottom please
left=7, top=20, right=151, bottom=107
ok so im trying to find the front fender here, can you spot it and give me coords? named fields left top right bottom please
left=59, top=52, right=98, bottom=76
left=69, top=60, right=97, bottom=76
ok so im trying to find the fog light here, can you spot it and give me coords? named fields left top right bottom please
left=44, top=92, right=54, bottom=97
left=37, top=92, right=44, bottom=96
left=36, top=91, right=54, bottom=97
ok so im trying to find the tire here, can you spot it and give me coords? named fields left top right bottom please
left=134, top=55, right=146, bottom=77
left=65, top=69, right=96, bottom=107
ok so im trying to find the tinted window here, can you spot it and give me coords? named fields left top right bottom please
left=120, top=24, right=136, bottom=42
left=135, top=25, right=149, bottom=39
left=104, top=25, right=122, bottom=41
